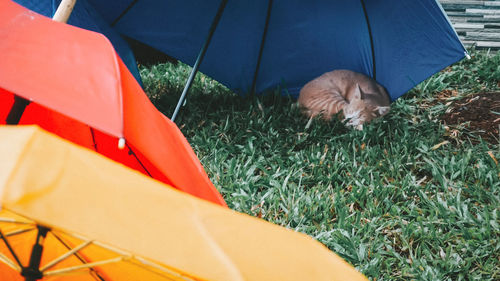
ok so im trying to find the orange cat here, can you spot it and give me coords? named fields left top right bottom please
left=298, top=70, right=390, bottom=130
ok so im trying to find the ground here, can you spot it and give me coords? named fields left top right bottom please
left=141, top=49, right=500, bottom=280
left=440, top=91, right=499, bottom=144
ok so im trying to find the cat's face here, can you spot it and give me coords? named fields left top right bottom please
left=343, top=85, right=390, bottom=130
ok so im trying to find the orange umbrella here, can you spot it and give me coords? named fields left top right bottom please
left=0, top=125, right=368, bottom=281
left=0, top=0, right=225, bottom=206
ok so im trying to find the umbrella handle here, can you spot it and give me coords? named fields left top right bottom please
left=52, top=0, right=77, bottom=23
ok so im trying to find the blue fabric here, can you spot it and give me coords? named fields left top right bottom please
left=16, top=0, right=466, bottom=101
left=13, top=0, right=143, bottom=86
left=90, top=0, right=465, bottom=100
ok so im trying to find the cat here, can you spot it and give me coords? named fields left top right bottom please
left=298, top=70, right=391, bottom=130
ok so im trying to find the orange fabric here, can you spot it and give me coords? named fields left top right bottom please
left=0, top=126, right=368, bottom=281
left=0, top=0, right=226, bottom=206
left=119, top=59, right=225, bottom=207
left=0, top=1, right=123, bottom=136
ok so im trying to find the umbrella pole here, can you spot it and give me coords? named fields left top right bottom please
left=52, top=0, right=77, bottom=23
left=5, top=0, right=77, bottom=125
left=171, top=0, right=229, bottom=122
left=22, top=226, right=49, bottom=281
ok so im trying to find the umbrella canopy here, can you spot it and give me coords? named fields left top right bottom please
left=0, top=0, right=226, bottom=206
left=0, top=125, right=368, bottom=281
left=12, top=0, right=143, bottom=85
left=86, top=0, right=466, bottom=100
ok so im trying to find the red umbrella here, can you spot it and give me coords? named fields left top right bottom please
left=0, top=0, right=226, bottom=207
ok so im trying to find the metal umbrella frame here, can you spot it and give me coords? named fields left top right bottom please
left=0, top=211, right=194, bottom=281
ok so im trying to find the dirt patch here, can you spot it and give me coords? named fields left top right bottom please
left=441, top=92, right=500, bottom=144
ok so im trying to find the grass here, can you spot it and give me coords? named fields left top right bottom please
left=140, top=49, right=499, bottom=280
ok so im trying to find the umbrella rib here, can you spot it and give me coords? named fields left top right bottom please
left=0, top=252, right=21, bottom=272
left=51, top=232, right=107, bottom=281
left=359, top=0, right=376, bottom=79
left=63, top=231, right=130, bottom=256
left=44, top=256, right=127, bottom=277
left=5, top=227, right=36, bottom=237
left=111, top=0, right=138, bottom=26
left=62, top=232, right=195, bottom=281
left=251, top=0, right=273, bottom=95
left=90, top=127, right=98, bottom=151
left=0, top=229, right=24, bottom=269
left=126, top=143, right=153, bottom=177
left=0, top=217, right=33, bottom=224
left=40, top=240, right=93, bottom=272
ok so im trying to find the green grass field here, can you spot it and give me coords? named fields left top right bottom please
left=140, top=49, right=499, bottom=280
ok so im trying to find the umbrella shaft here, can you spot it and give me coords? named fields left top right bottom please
left=22, top=226, right=49, bottom=281
left=171, top=0, right=228, bottom=122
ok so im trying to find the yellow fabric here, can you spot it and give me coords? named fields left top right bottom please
left=0, top=125, right=367, bottom=281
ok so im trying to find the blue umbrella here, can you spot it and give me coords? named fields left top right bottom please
left=86, top=0, right=467, bottom=120
left=15, top=0, right=468, bottom=120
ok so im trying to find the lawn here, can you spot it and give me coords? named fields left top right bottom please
left=140, top=49, right=499, bottom=280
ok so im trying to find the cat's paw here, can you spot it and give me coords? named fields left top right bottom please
left=376, top=106, right=390, bottom=116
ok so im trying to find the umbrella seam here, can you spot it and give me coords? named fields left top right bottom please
left=190, top=208, right=245, bottom=281
left=111, top=0, right=139, bottom=27
left=433, top=0, right=468, bottom=54
left=0, top=127, right=38, bottom=207
left=96, top=33, right=126, bottom=138
left=124, top=258, right=196, bottom=281
left=359, top=0, right=376, bottom=80
left=251, top=0, right=274, bottom=95
left=0, top=6, right=125, bottom=139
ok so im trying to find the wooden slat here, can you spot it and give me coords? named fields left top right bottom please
left=456, top=28, right=500, bottom=33
left=462, top=31, right=500, bottom=41
left=462, top=40, right=500, bottom=48
left=466, top=8, right=500, bottom=15
left=485, top=2, right=500, bottom=7
left=453, top=22, right=485, bottom=29
left=439, top=0, right=500, bottom=50
left=467, top=17, right=500, bottom=23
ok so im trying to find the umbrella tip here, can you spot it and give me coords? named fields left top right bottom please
left=465, top=51, right=471, bottom=60
left=118, top=138, right=126, bottom=149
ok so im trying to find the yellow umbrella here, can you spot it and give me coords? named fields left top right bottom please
left=0, top=125, right=367, bottom=281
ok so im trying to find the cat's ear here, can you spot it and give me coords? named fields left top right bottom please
left=353, top=84, right=364, bottom=100
left=375, top=106, right=390, bottom=116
